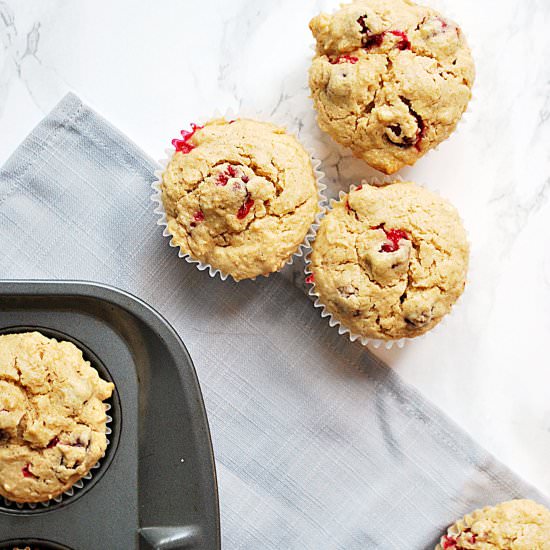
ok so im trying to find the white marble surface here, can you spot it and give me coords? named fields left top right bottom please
left=1, top=0, right=549, bottom=505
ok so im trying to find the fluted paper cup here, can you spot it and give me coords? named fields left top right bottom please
left=303, top=178, right=470, bottom=349
left=151, top=108, right=327, bottom=282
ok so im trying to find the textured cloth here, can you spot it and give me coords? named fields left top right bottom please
left=0, top=93, right=547, bottom=549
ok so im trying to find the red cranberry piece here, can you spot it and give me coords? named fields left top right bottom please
left=460, top=528, right=476, bottom=544
left=241, top=175, right=250, bottom=183
left=47, top=436, right=59, bottom=448
left=363, top=32, right=385, bottom=49
left=330, top=54, right=359, bottom=64
left=217, top=173, right=229, bottom=186
left=390, top=97, right=425, bottom=150
left=237, top=197, right=254, bottom=220
left=442, top=535, right=457, bottom=549
left=357, top=15, right=369, bottom=33
left=380, top=228, right=408, bottom=252
left=305, top=274, right=315, bottom=284
left=387, top=30, right=411, bottom=50
left=22, top=464, right=36, bottom=478
left=361, top=29, right=411, bottom=50
left=193, top=211, right=205, bottom=223
left=355, top=184, right=363, bottom=191
left=217, top=165, right=241, bottom=185
left=172, top=123, right=204, bottom=154
left=415, top=117, right=426, bottom=151
left=386, top=124, right=417, bottom=148
left=371, top=225, right=409, bottom=252
left=357, top=14, right=386, bottom=49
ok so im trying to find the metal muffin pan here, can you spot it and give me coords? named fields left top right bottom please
left=0, top=281, right=220, bottom=550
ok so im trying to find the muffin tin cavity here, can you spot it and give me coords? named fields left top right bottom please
left=0, top=326, right=121, bottom=515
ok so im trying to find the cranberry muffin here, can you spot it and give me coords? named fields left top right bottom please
left=308, top=181, right=468, bottom=340
left=160, top=118, right=320, bottom=280
left=309, top=0, right=475, bottom=174
left=0, top=332, right=113, bottom=503
left=436, top=500, right=550, bottom=549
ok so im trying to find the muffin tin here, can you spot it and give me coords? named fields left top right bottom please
left=0, top=281, right=220, bottom=550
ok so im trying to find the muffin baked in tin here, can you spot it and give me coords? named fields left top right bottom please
left=0, top=332, right=114, bottom=504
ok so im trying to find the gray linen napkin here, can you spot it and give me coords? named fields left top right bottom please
left=0, top=93, right=547, bottom=550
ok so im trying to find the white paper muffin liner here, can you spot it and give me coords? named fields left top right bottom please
left=151, top=108, right=327, bottom=282
left=304, top=178, right=470, bottom=350
left=1, top=404, right=113, bottom=510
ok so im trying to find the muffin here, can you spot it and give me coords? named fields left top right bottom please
left=160, top=118, right=320, bottom=281
left=309, top=0, right=475, bottom=174
left=436, top=499, right=550, bottom=549
left=0, top=332, right=114, bottom=503
left=308, top=181, right=468, bottom=341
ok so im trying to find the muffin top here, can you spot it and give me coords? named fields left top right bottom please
left=161, top=118, right=319, bottom=281
left=309, top=182, right=468, bottom=340
left=436, top=500, right=550, bottom=550
left=309, top=0, right=475, bottom=174
left=0, top=332, right=114, bottom=503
